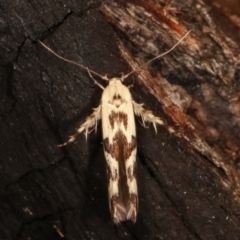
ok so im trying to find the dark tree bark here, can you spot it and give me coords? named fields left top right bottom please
left=1, top=0, right=240, bottom=239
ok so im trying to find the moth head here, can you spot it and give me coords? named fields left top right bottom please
left=104, top=77, right=125, bottom=87
left=100, top=75, right=123, bottom=83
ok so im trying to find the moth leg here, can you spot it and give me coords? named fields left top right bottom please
left=58, top=104, right=102, bottom=147
left=132, top=100, right=174, bottom=133
left=86, top=68, right=105, bottom=90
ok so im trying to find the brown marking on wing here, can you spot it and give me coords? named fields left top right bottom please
left=109, top=113, right=114, bottom=129
left=110, top=195, right=117, bottom=215
left=103, top=131, right=136, bottom=161
left=109, top=93, right=125, bottom=108
left=127, top=193, right=138, bottom=222
left=124, top=135, right=136, bottom=160
left=113, top=93, right=122, bottom=101
left=129, top=193, right=138, bottom=207
left=106, top=163, right=118, bottom=181
left=119, top=112, right=128, bottom=130
left=103, top=137, right=120, bottom=161
left=127, top=162, right=137, bottom=182
left=110, top=195, right=127, bottom=223
left=108, top=111, right=128, bottom=130
left=104, top=132, right=137, bottom=223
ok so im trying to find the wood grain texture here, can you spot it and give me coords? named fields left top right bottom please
left=0, top=0, right=240, bottom=239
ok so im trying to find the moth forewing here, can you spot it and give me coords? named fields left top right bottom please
left=101, top=78, right=138, bottom=223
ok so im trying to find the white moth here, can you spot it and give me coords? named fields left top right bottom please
left=39, top=30, right=190, bottom=224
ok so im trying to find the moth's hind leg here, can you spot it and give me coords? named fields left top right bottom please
left=58, top=104, right=102, bottom=147
left=132, top=100, right=174, bottom=133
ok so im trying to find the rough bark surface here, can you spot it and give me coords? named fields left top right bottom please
left=0, top=0, right=240, bottom=239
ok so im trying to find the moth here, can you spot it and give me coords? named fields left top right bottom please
left=39, top=30, right=190, bottom=224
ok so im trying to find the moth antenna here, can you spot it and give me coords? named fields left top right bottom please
left=38, top=40, right=108, bottom=81
left=122, top=30, right=191, bottom=80
left=86, top=67, right=105, bottom=89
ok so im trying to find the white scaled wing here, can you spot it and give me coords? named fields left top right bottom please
left=101, top=78, right=138, bottom=223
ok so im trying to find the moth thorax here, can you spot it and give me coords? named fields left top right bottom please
left=112, top=93, right=123, bottom=107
